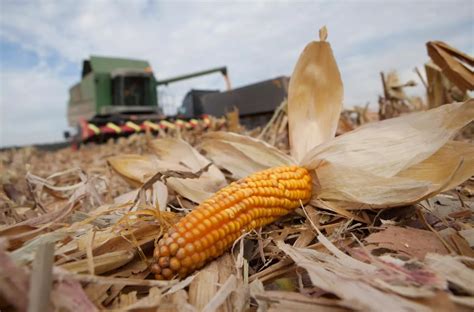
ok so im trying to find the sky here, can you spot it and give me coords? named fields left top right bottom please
left=0, top=0, right=473, bottom=147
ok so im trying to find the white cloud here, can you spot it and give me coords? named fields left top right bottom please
left=0, top=0, right=472, bottom=146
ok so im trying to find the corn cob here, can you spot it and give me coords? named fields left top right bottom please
left=151, top=165, right=312, bottom=280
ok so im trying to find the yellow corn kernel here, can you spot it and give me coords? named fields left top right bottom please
left=152, top=165, right=312, bottom=280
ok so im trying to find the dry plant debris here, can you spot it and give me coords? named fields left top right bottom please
left=378, top=71, right=425, bottom=120
left=427, top=41, right=473, bottom=92
left=1, top=27, right=473, bottom=311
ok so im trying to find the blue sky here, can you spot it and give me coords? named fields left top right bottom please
left=1, top=0, right=473, bottom=147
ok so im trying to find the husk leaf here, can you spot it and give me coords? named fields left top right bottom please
left=107, top=154, right=221, bottom=203
left=107, top=154, right=162, bottom=186
left=200, top=132, right=294, bottom=179
left=397, top=140, right=474, bottom=194
left=315, top=161, right=431, bottom=207
left=305, top=100, right=474, bottom=208
left=302, top=100, right=473, bottom=176
left=287, top=28, right=343, bottom=162
left=149, top=137, right=227, bottom=187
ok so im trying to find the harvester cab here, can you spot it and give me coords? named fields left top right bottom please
left=110, top=67, right=157, bottom=111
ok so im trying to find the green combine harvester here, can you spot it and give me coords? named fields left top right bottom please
left=66, top=55, right=289, bottom=144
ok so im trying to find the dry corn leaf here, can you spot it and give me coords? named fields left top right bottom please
left=428, top=41, right=474, bottom=66
left=115, top=180, right=169, bottom=210
left=159, top=289, right=196, bottom=312
left=112, top=290, right=138, bottom=309
left=107, top=154, right=162, bottom=185
left=309, top=199, right=367, bottom=222
left=200, top=140, right=266, bottom=179
left=82, top=258, right=149, bottom=306
left=287, top=27, right=343, bottom=162
left=427, top=41, right=474, bottom=91
left=202, top=275, right=238, bottom=312
left=188, top=259, right=219, bottom=310
left=92, top=223, right=165, bottom=257
left=365, top=226, right=449, bottom=259
left=60, top=250, right=135, bottom=274
left=169, top=180, right=214, bottom=204
left=249, top=279, right=268, bottom=312
left=141, top=164, right=218, bottom=204
left=75, top=227, right=119, bottom=254
left=11, top=231, right=70, bottom=264
left=0, top=225, right=48, bottom=251
left=1, top=200, right=75, bottom=251
left=459, top=229, right=474, bottom=248
left=121, top=287, right=162, bottom=310
left=149, top=138, right=227, bottom=188
left=108, top=154, right=221, bottom=203
left=163, top=274, right=195, bottom=297
left=187, top=253, right=242, bottom=311
left=152, top=180, right=169, bottom=211
left=277, top=241, right=430, bottom=311
left=425, top=253, right=474, bottom=295
left=449, top=233, right=474, bottom=258
left=200, top=132, right=293, bottom=179
left=314, top=230, right=375, bottom=273
left=282, top=230, right=445, bottom=297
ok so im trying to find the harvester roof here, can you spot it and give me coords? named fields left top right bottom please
left=81, top=56, right=152, bottom=77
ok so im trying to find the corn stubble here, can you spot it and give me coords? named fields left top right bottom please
left=151, top=165, right=312, bottom=279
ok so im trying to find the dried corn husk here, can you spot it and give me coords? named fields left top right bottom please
left=200, top=132, right=294, bottom=179
left=302, top=100, right=473, bottom=176
left=108, top=150, right=226, bottom=204
left=397, top=140, right=474, bottom=194
left=107, top=154, right=163, bottom=185
left=149, top=138, right=227, bottom=188
left=287, top=26, right=343, bottom=162
left=314, top=162, right=431, bottom=207
left=302, top=100, right=474, bottom=208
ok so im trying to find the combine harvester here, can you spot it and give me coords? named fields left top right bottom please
left=66, top=56, right=289, bottom=144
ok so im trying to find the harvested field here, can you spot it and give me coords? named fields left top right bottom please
left=1, top=27, right=473, bottom=312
